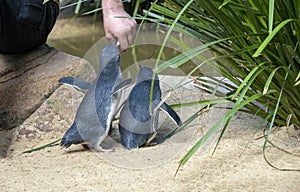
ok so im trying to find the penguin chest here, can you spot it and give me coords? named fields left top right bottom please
left=104, top=93, right=119, bottom=130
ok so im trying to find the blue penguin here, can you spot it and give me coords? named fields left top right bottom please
left=60, top=43, right=130, bottom=152
left=118, top=66, right=182, bottom=149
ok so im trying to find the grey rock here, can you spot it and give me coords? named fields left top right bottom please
left=0, top=130, right=13, bottom=158
left=15, top=85, right=85, bottom=142
left=0, top=45, right=95, bottom=157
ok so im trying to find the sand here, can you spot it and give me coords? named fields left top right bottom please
left=1, top=78, right=300, bottom=192
left=1, top=15, right=299, bottom=192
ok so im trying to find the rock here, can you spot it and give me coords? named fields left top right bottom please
left=15, top=85, right=85, bottom=143
left=0, top=45, right=96, bottom=157
left=0, top=130, right=14, bottom=158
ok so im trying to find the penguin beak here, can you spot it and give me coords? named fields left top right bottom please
left=116, top=41, right=120, bottom=47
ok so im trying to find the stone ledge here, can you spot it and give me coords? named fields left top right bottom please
left=0, top=45, right=96, bottom=157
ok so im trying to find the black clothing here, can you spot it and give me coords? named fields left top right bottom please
left=0, top=0, right=59, bottom=54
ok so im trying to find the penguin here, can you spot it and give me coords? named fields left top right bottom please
left=118, top=66, right=182, bottom=149
left=60, top=43, right=131, bottom=152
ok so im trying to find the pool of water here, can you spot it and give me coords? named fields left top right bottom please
left=47, top=16, right=218, bottom=77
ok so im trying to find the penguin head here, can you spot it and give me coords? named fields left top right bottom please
left=61, top=123, right=84, bottom=148
left=136, top=66, right=159, bottom=84
left=99, top=43, right=120, bottom=71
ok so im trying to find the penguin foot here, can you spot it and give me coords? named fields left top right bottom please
left=144, top=141, right=158, bottom=147
left=81, top=144, right=90, bottom=150
left=145, top=132, right=157, bottom=147
left=94, top=145, right=115, bottom=152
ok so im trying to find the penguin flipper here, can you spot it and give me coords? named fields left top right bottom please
left=113, top=100, right=127, bottom=120
left=61, top=123, right=84, bottom=148
left=58, top=77, right=91, bottom=90
left=112, top=79, right=132, bottom=94
left=160, top=103, right=182, bottom=126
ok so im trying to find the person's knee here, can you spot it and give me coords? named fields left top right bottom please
left=0, top=0, right=59, bottom=54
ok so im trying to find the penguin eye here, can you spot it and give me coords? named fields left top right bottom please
left=111, top=54, right=120, bottom=63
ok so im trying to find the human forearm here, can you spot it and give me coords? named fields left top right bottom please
left=102, top=0, right=124, bottom=15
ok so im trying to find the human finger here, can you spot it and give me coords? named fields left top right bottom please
left=105, top=32, right=116, bottom=43
left=127, top=21, right=137, bottom=46
left=118, top=33, right=129, bottom=52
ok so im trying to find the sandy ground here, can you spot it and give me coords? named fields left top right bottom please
left=1, top=75, right=300, bottom=191
left=1, top=14, right=299, bottom=192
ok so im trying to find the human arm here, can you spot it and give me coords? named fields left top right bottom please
left=102, top=0, right=137, bottom=51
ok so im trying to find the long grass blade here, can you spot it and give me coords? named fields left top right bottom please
left=268, top=0, right=275, bottom=34
left=74, top=0, right=82, bottom=15
left=253, top=19, right=294, bottom=57
left=150, top=0, right=195, bottom=115
left=155, top=37, right=231, bottom=73
left=232, top=62, right=266, bottom=99
left=179, top=89, right=276, bottom=167
left=262, top=65, right=300, bottom=171
left=213, top=64, right=266, bottom=155
left=263, top=66, right=282, bottom=94
left=160, top=106, right=211, bottom=143
left=218, top=0, right=232, bottom=9
left=170, top=98, right=230, bottom=109
left=22, top=139, right=62, bottom=154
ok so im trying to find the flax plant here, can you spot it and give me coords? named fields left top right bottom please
left=146, top=0, right=300, bottom=168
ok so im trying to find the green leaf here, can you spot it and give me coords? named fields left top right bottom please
left=161, top=106, right=210, bottom=143
left=296, top=71, right=300, bottom=82
left=219, top=0, right=232, bottom=9
left=155, top=37, right=231, bottom=73
left=232, top=62, right=266, bottom=99
left=22, top=139, right=61, bottom=154
left=263, top=65, right=291, bottom=164
left=253, top=19, right=294, bottom=57
left=263, top=66, right=282, bottom=94
left=75, top=0, right=82, bottom=15
left=82, top=8, right=102, bottom=15
left=169, top=98, right=230, bottom=109
left=268, top=0, right=275, bottom=34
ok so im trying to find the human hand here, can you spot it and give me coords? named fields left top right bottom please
left=102, top=0, right=137, bottom=51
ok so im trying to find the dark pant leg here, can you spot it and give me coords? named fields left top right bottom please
left=0, top=0, right=59, bottom=54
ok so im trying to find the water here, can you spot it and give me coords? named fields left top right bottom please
left=47, top=16, right=217, bottom=76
